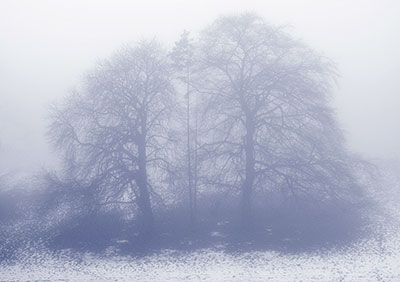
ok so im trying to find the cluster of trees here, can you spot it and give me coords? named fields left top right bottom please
left=45, top=14, right=363, bottom=244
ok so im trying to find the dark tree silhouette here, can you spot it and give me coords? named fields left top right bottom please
left=196, top=14, right=360, bottom=228
left=48, top=41, right=176, bottom=237
left=170, top=31, right=199, bottom=228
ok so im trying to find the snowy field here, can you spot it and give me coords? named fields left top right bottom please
left=1, top=230, right=400, bottom=282
left=2, top=163, right=400, bottom=281
left=1, top=210, right=400, bottom=281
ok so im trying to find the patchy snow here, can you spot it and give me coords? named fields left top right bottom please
left=1, top=161, right=400, bottom=281
left=1, top=231, right=400, bottom=282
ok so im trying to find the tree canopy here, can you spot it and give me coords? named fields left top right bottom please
left=47, top=14, right=363, bottom=242
left=195, top=14, right=360, bottom=226
left=48, top=41, right=176, bottom=235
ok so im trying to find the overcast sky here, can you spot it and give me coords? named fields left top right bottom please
left=1, top=0, right=399, bottom=172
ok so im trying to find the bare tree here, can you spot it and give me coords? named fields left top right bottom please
left=48, top=41, right=176, bottom=236
left=196, top=14, right=359, bottom=228
left=170, top=31, right=198, bottom=228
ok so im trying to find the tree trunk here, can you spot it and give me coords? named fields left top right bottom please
left=193, top=108, right=198, bottom=229
left=186, top=79, right=194, bottom=228
left=136, top=131, right=154, bottom=237
left=241, top=115, right=255, bottom=230
left=186, top=67, right=196, bottom=230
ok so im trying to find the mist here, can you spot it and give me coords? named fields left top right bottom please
left=1, top=1, right=400, bottom=281
left=1, top=0, right=399, bottom=172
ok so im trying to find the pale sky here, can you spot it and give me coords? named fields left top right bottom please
left=1, top=0, right=399, bottom=172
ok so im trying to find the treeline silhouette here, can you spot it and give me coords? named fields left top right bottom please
left=0, top=14, right=372, bottom=259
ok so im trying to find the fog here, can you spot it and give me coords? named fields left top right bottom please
left=1, top=0, right=399, bottom=173
left=1, top=2, right=400, bottom=280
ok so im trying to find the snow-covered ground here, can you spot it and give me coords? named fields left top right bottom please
left=1, top=229, right=400, bottom=282
left=1, top=161, right=400, bottom=281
